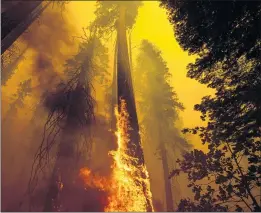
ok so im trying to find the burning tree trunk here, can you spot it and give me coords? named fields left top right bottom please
left=116, top=5, right=144, bottom=166
left=115, top=6, right=153, bottom=211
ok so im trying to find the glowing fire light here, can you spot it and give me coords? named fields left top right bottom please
left=80, top=99, right=154, bottom=212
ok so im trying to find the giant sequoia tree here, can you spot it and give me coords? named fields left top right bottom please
left=162, top=0, right=261, bottom=211
left=90, top=2, right=153, bottom=211
left=135, top=40, right=190, bottom=211
left=91, top=2, right=144, bottom=163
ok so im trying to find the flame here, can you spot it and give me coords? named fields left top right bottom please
left=79, top=168, right=108, bottom=191
left=80, top=99, right=154, bottom=212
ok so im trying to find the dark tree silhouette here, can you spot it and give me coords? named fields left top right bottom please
left=161, top=1, right=260, bottom=67
left=170, top=140, right=261, bottom=211
left=162, top=1, right=261, bottom=211
left=135, top=40, right=190, bottom=211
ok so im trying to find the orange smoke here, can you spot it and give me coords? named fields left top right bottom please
left=80, top=99, right=154, bottom=212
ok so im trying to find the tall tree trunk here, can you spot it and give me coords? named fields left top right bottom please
left=1, top=1, right=50, bottom=54
left=159, top=141, right=174, bottom=211
left=116, top=5, right=144, bottom=166
left=116, top=6, right=153, bottom=212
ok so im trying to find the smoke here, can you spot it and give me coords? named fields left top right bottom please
left=1, top=4, right=79, bottom=211
left=19, top=5, right=77, bottom=96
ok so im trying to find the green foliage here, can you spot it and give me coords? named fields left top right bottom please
left=163, top=0, right=261, bottom=211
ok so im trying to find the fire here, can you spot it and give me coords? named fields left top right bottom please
left=80, top=99, right=154, bottom=212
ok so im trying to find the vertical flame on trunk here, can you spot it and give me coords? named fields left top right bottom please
left=80, top=99, right=154, bottom=212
